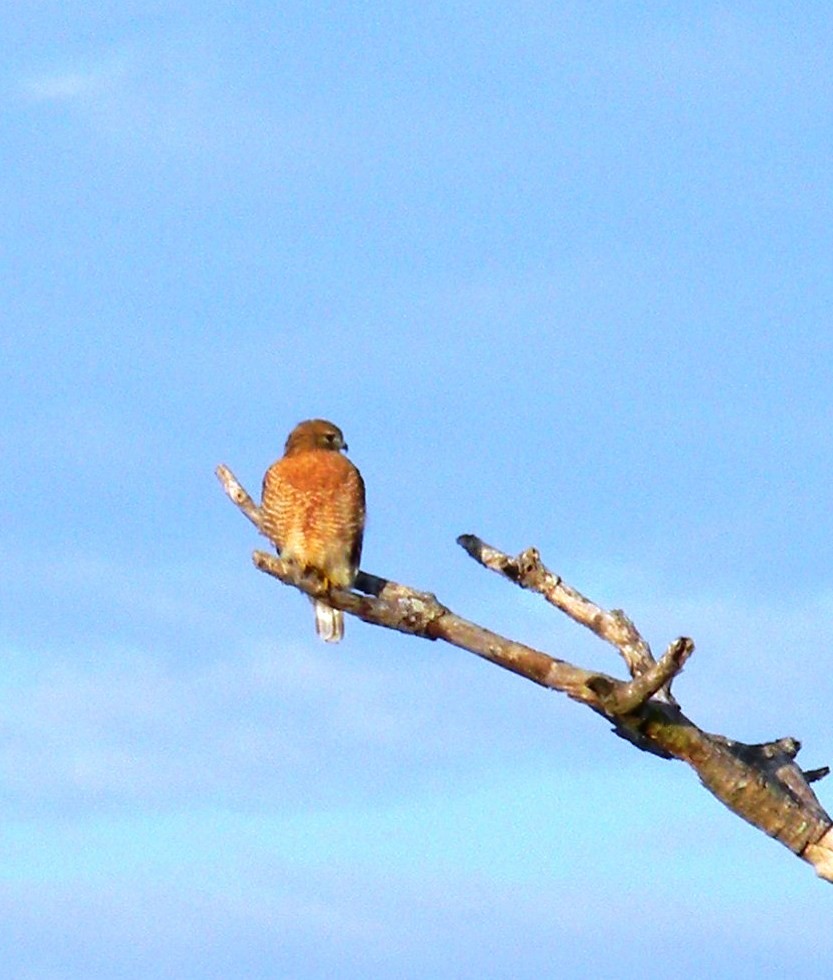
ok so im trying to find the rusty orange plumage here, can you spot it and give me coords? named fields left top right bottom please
left=261, top=419, right=366, bottom=642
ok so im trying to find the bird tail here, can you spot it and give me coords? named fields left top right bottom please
left=314, top=600, right=344, bottom=643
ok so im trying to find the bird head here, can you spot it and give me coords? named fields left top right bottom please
left=284, top=418, right=348, bottom=454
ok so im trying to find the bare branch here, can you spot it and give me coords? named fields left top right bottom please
left=252, top=550, right=619, bottom=708
left=457, top=534, right=655, bottom=679
left=216, top=464, right=263, bottom=532
left=218, top=465, right=833, bottom=883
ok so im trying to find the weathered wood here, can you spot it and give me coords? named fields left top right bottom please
left=217, top=463, right=833, bottom=882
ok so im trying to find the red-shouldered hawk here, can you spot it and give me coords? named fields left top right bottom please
left=261, top=419, right=366, bottom=642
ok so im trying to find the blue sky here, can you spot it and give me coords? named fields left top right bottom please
left=3, top=2, right=833, bottom=976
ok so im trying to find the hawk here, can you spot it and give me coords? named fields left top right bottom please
left=261, top=419, right=366, bottom=642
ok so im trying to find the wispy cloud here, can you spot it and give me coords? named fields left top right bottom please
left=0, top=622, right=503, bottom=813
left=4, top=557, right=831, bottom=817
left=22, top=68, right=112, bottom=103
left=21, top=50, right=204, bottom=150
left=15, top=42, right=343, bottom=181
left=3, top=570, right=832, bottom=975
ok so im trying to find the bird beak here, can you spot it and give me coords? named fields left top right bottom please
left=342, top=442, right=349, bottom=452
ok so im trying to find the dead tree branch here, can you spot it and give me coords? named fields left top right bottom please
left=216, top=463, right=833, bottom=883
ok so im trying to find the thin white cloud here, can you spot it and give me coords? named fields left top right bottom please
left=3, top=572, right=831, bottom=814
left=19, top=51, right=131, bottom=106
left=11, top=39, right=461, bottom=187
left=18, top=45, right=218, bottom=154
left=23, top=70, right=104, bottom=103
left=15, top=43, right=312, bottom=175
left=0, top=629, right=496, bottom=810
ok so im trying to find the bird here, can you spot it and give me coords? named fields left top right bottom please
left=260, top=419, right=366, bottom=642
